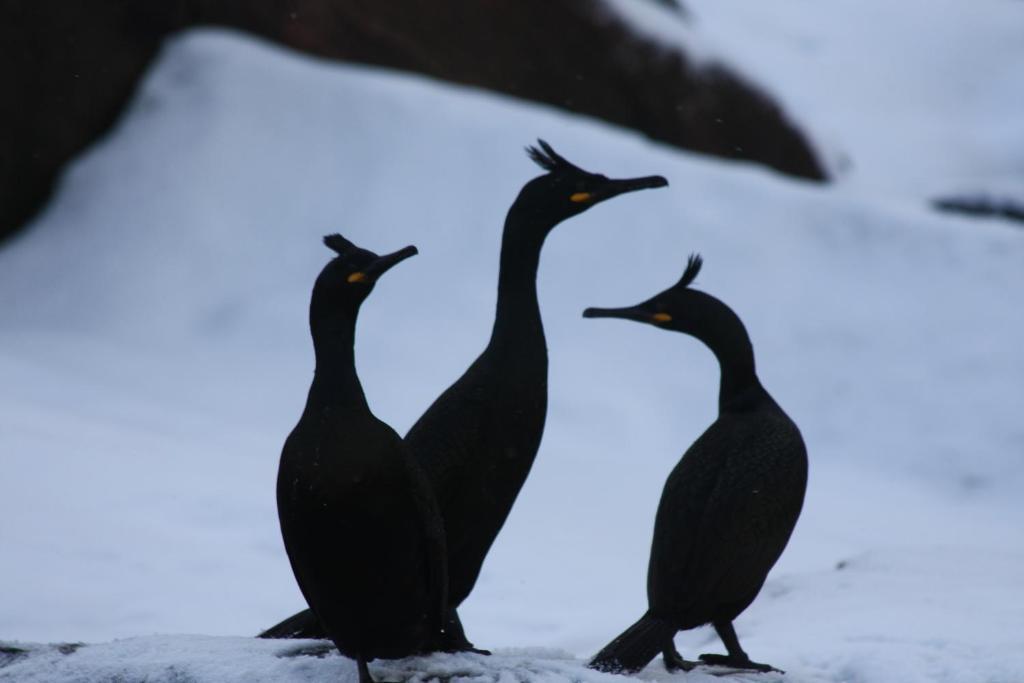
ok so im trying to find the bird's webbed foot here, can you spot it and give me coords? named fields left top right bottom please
left=662, top=644, right=698, bottom=672
left=698, top=653, right=783, bottom=673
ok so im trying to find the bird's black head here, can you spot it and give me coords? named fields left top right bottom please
left=583, top=254, right=718, bottom=336
left=312, top=234, right=417, bottom=314
left=513, top=139, right=668, bottom=230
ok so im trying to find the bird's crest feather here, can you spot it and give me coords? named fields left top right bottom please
left=323, top=233, right=356, bottom=255
left=677, top=253, right=703, bottom=288
left=525, top=139, right=577, bottom=172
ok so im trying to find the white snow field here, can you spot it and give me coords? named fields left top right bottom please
left=2, top=6, right=1023, bottom=683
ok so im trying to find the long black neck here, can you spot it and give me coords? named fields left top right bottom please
left=685, top=291, right=765, bottom=413
left=307, top=301, right=369, bottom=414
left=488, top=207, right=549, bottom=356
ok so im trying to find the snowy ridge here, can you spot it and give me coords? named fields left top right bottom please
left=681, top=0, right=1024, bottom=197
left=1, top=20, right=1023, bottom=683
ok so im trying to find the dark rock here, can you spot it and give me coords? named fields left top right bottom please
left=0, top=1, right=185, bottom=244
left=0, top=0, right=826, bottom=244
left=0, top=643, right=30, bottom=668
left=0, top=641, right=83, bottom=667
left=932, top=194, right=1024, bottom=226
left=185, top=0, right=825, bottom=181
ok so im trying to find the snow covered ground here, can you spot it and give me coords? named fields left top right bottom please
left=2, top=3, right=1023, bottom=682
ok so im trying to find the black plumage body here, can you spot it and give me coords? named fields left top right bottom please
left=405, top=214, right=549, bottom=620
left=261, top=141, right=667, bottom=648
left=278, top=410, right=445, bottom=660
left=275, top=236, right=446, bottom=682
left=647, top=402, right=805, bottom=628
left=585, top=255, right=807, bottom=674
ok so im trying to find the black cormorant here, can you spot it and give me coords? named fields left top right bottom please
left=584, top=254, right=807, bottom=675
left=408, top=141, right=667, bottom=651
left=260, top=141, right=667, bottom=649
left=275, top=234, right=446, bottom=683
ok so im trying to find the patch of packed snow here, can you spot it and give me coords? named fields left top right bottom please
left=1, top=15, right=1023, bottom=683
left=0, top=640, right=624, bottom=683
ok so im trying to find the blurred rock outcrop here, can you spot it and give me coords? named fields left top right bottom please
left=933, top=194, right=1024, bottom=226
left=0, top=0, right=826, bottom=243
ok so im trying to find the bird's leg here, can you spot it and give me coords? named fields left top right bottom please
left=662, top=641, right=698, bottom=672
left=440, top=608, right=491, bottom=655
left=357, top=656, right=375, bottom=683
left=698, top=621, right=783, bottom=673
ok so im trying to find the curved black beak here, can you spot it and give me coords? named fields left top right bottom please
left=582, top=304, right=654, bottom=323
left=364, top=245, right=418, bottom=281
left=593, top=174, right=668, bottom=202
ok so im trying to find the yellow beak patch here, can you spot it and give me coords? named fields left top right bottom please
left=347, top=272, right=367, bottom=283
left=652, top=312, right=672, bottom=323
left=570, top=192, right=593, bottom=203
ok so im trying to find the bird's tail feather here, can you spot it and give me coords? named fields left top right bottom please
left=589, top=612, right=676, bottom=673
left=257, top=608, right=327, bottom=639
